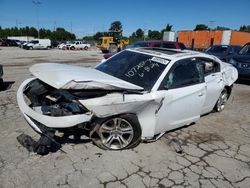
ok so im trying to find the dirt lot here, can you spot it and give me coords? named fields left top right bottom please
left=0, top=47, right=250, bottom=188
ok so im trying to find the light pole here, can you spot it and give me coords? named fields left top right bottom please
left=32, top=0, right=41, bottom=38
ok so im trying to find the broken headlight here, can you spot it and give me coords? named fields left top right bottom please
left=24, top=79, right=89, bottom=116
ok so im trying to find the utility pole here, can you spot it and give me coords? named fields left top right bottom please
left=32, top=0, right=41, bottom=38
left=53, top=21, right=57, bottom=32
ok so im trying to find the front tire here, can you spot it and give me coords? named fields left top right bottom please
left=214, top=88, right=228, bottom=112
left=90, top=114, right=141, bottom=150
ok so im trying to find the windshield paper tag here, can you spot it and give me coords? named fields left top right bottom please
left=151, top=57, right=169, bottom=65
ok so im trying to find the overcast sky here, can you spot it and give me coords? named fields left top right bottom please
left=0, top=0, right=249, bottom=37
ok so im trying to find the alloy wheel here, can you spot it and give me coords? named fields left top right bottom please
left=99, top=118, right=134, bottom=150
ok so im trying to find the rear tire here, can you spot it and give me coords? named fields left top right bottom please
left=90, top=114, right=141, bottom=150
left=214, top=88, right=228, bottom=112
left=84, top=46, right=88, bottom=50
left=70, top=46, right=75, bottom=50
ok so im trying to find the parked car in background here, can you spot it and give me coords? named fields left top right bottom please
left=128, top=40, right=187, bottom=50
left=58, top=41, right=71, bottom=49
left=0, top=39, right=18, bottom=46
left=17, top=48, right=237, bottom=153
left=229, top=42, right=250, bottom=80
left=103, top=40, right=187, bottom=59
left=20, top=41, right=29, bottom=49
left=51, top=41, right=59, bottom=48
left=205, top=45, right=242, bottom=62
left=24, top=39, right=51, bottom=50
left=67, top=41, right=90, bottom=50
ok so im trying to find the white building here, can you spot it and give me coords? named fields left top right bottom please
left=7, top=36, right=35, bottom=41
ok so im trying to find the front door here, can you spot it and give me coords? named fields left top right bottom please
left=155, top=58, right=206, bottom=134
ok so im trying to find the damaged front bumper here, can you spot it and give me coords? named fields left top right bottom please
left=17, top=78, right=93, bottom=133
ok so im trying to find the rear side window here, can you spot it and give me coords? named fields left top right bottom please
left=159, top=58, right=204, bottom=90
left=197, top=58, right=220, bottom=76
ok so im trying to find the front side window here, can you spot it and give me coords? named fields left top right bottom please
left=96, top=51, right=168, bottom=90
left=159, top=58, right=204, bottom=90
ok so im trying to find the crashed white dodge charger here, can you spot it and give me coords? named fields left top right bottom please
left=17, top=48, right=238, bottom=151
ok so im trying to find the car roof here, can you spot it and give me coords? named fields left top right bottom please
left=127, top=47, right=216, bottom=61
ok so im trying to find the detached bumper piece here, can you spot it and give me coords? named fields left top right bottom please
left=17, top=131, right=57, bottom=155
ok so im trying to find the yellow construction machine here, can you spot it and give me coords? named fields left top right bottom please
left=96, top=33, right=129, bottom=53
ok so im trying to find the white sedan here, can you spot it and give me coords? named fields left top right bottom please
left=17, top=48, right=238, bottom=151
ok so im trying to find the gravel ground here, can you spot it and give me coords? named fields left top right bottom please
left=0, top=47, right=250, bottom=188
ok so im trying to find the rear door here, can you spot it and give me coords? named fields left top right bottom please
left=198, top=58, right=223, bottom=114
left=155, top=58, right=206, bottom=134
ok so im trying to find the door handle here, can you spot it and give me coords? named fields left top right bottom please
left=198, top=92, right=204, bottom=97
left=217, top=78, right=223, bottom=83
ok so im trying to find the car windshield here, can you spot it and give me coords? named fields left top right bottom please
left=96, top=50, right=169, bottom=90
left=239, top=44, right=250, bottom=55
left=206, top=46, right=228, bottom=53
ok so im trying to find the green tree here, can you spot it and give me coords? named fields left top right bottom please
left=162, top=24, right=173, bottom=32
left=194, top=24, right=209, bottom=31
left=82, top=36, right=94, bottom=41
left=215, top=26, right=230, bottom=30
left=161, top=24, right=173, bottom=36
left=239, top=25, right=250, bottom=32
left=93, top=32, right=104, bottom=41
left=130, top=28, right=144, bottom=39
left=109, top=21, right=123, bottom=32
left=0, top=26, right=75, bottom=40
left=148, top=30, right=162, bottom=40
left=135, top=28, right=144, bottom=38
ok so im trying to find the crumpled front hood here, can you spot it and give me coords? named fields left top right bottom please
left=29, top=63, right=143, bottom=90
